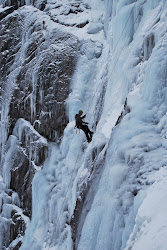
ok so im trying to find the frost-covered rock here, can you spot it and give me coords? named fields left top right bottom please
left=1, top=118, right=48, bottom=248
left=0, top=6, right=79, bottom=152
left=0, top=4, right=79, bottom=248
left=46, top=0, right=90, bottom=28
left=10, top=118, right=48, bottom=215
left=80, top=40, right=103, bottom=59
left=87, top=21, right=103, bottom=34
left=0, top=186, right=29, bottom=250
left=0, top=7, right=78, bottom=142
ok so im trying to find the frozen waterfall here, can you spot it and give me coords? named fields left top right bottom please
left=1, top=0, right=167, bottom=249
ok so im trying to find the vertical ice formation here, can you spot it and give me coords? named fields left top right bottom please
left=78, top=1, right=167, bottom=250
left=20, top=0, right=167, bottom=249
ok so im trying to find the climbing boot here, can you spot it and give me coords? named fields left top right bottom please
left=90, top=132, right=94, bottom=138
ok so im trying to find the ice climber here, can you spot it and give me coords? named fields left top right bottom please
left=75, top=110, right=93, bottom=143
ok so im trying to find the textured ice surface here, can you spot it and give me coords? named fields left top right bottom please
left=1, top=0, right=167, bottom=249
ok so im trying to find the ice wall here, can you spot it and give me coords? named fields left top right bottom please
left=21, top=0, right=167, bottom=249
left=78, top=0, right=167, bottom=249
left=1, top=0, right=167, bottom=249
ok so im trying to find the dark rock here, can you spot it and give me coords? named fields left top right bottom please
left=10, top=210, right=26, bottom=243
left=0, top=5, right=78, bottom=249
left=0, top=14, right=22, bottom=84
left=39, top=1, right=46, bottom=11
left=0, top=12, right=79, bottom=142
left=10, top=150, right=34, bottom=217
left=76, top=20, right=89, bottom=28
left=10, top=119, right=48, bottom=216
left=12, top=241, right=22, bottom=250
left=115, top=98, right=130, bottom=126
left=0, top=6, right=16, bottom=21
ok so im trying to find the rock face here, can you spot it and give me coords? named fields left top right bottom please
left=1, top=119, right=48, bottom=249
left=2, top=0, right=46, bottom=10
left=0, top=14, right=22, bottom=82
left=11, top=119, right=48, bottom=216
left=0, top=10, right=78, bottom=142
left=0, top=5, right=78, bottom=249
left=0, top=6, right=17, bottom=21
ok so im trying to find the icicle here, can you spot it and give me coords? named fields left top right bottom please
left=12, top=192, right=20, bottom=207
left=3, top=136, right=18, bottom=188
left=39, top=89, right=44, bottom=105
left=25, top=0, right=31, bottom=5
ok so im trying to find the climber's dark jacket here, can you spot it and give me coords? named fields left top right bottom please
left=75, top=114, right=87, bottom=129
left=75, top=114, right=93, bottom=142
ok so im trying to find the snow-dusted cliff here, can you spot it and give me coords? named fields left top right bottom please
left=1, top=0, right=167, bottom=249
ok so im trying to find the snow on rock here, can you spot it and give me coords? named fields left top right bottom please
left=46, top=0, right=90, bottom=28
left=10, top=118, right=48, bottom=215
left=0, top=117, right=48, bottom=248
left=79, top=40, right=103, bottom=60
left=0, top=117, right=49, bottom=247
left=87, top=21, right=104, bottom=34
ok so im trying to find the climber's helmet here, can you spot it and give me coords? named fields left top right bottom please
left=78, top=110, right=83, bottom=115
